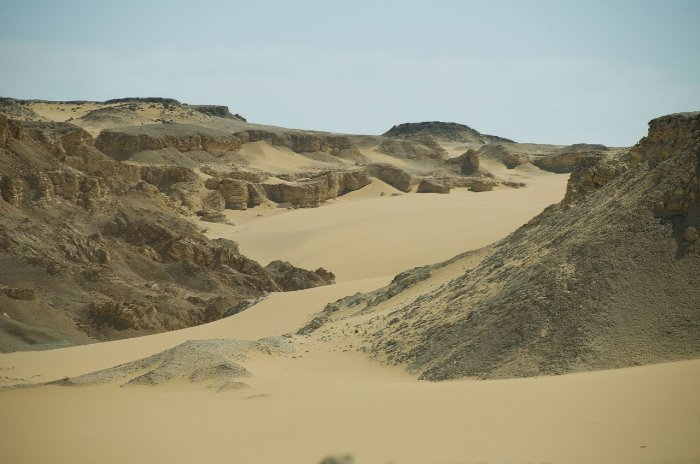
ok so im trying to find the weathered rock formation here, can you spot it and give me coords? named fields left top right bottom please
left=502, top=152, right=530, bottom=169
left=203, top=170, right=372, bottom=209
left=263, top=171, right=371, bottom=208
left=563, top=154, right=628, bottom=204
left=95, top=124, right=244, bottom=161
left=366, top=164, right=415, bottom=192
left=0, top=116, right=336, bottom=352
left=265, top=261, right=336, bottom=291
left=185, top=104, right=246, bottom=121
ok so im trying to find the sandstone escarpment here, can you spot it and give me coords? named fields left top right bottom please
left=202, top=170, right=371, bottom=209
left=237, top=129, right=359, bottom=156
left=263, top=171, right=371, bottom=207
left=366, top=164, right=415, bottom=192
left=95, top=124, right=244, bottom=161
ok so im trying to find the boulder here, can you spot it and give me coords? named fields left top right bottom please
left=417, top=179, right=450, bottom=194
left=460, top=149, right=480, bottom=175
left=367, top=165, right=414, bottom=192
left=468, top=179, right=495, bottom=192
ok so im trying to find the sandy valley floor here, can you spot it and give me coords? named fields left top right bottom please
left=1, top=167, right=699, bottom=464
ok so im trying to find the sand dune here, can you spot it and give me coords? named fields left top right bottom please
left=2, top=348, right=699, bottom=464
left=209, top=171, right=568, bottom=281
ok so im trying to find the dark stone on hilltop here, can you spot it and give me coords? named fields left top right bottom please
left=186, top=105, right=247, bottom=121
left=383, top=121, right=514, bottom=144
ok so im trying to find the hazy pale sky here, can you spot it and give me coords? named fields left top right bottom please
left=1, top=0, right=699, bottom=145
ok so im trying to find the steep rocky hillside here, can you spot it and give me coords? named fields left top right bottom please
left=303, top=112, right=700, bottom=380
left=0, top=114, right=334, bottom=352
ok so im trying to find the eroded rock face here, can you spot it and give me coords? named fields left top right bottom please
left=263, top=171, right=371, bottom=208
left=564, top=112, right=700, bottom=212
left=367, top=164, right=415, bottom=192
left=236, top=129, right=358, bottom=156
left=218, top=178, right=250, bottom=210
left=564, top=154, right=629, bottom=204
left=0, top=172, right=109, bottom=209
left=0, top=115, right=337, bottom=350
left=95, top=125, right=243, bottom=161
left=533, top=151, right=604, bottom=174
left=632, top=112, right=700, bottom=162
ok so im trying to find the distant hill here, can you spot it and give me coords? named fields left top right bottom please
left=383, top=121, right=514, bottom=144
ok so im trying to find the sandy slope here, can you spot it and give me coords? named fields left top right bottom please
left=206, top=169, right=569, bottom=281
left=1, top=167, right=699, bottom=464
left=2, top=344, right=699, bottom=464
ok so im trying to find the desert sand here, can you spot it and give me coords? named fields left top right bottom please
left=2, top=161, right=699, bottom=464
left=205, top=162, right=568, bottom=281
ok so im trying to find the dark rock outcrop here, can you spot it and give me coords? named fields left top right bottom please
left=185, top=104, right=246, bottom=121
left=265, top=261, right=336, bottom=291
left=383, top=121, right=513, bottom=144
